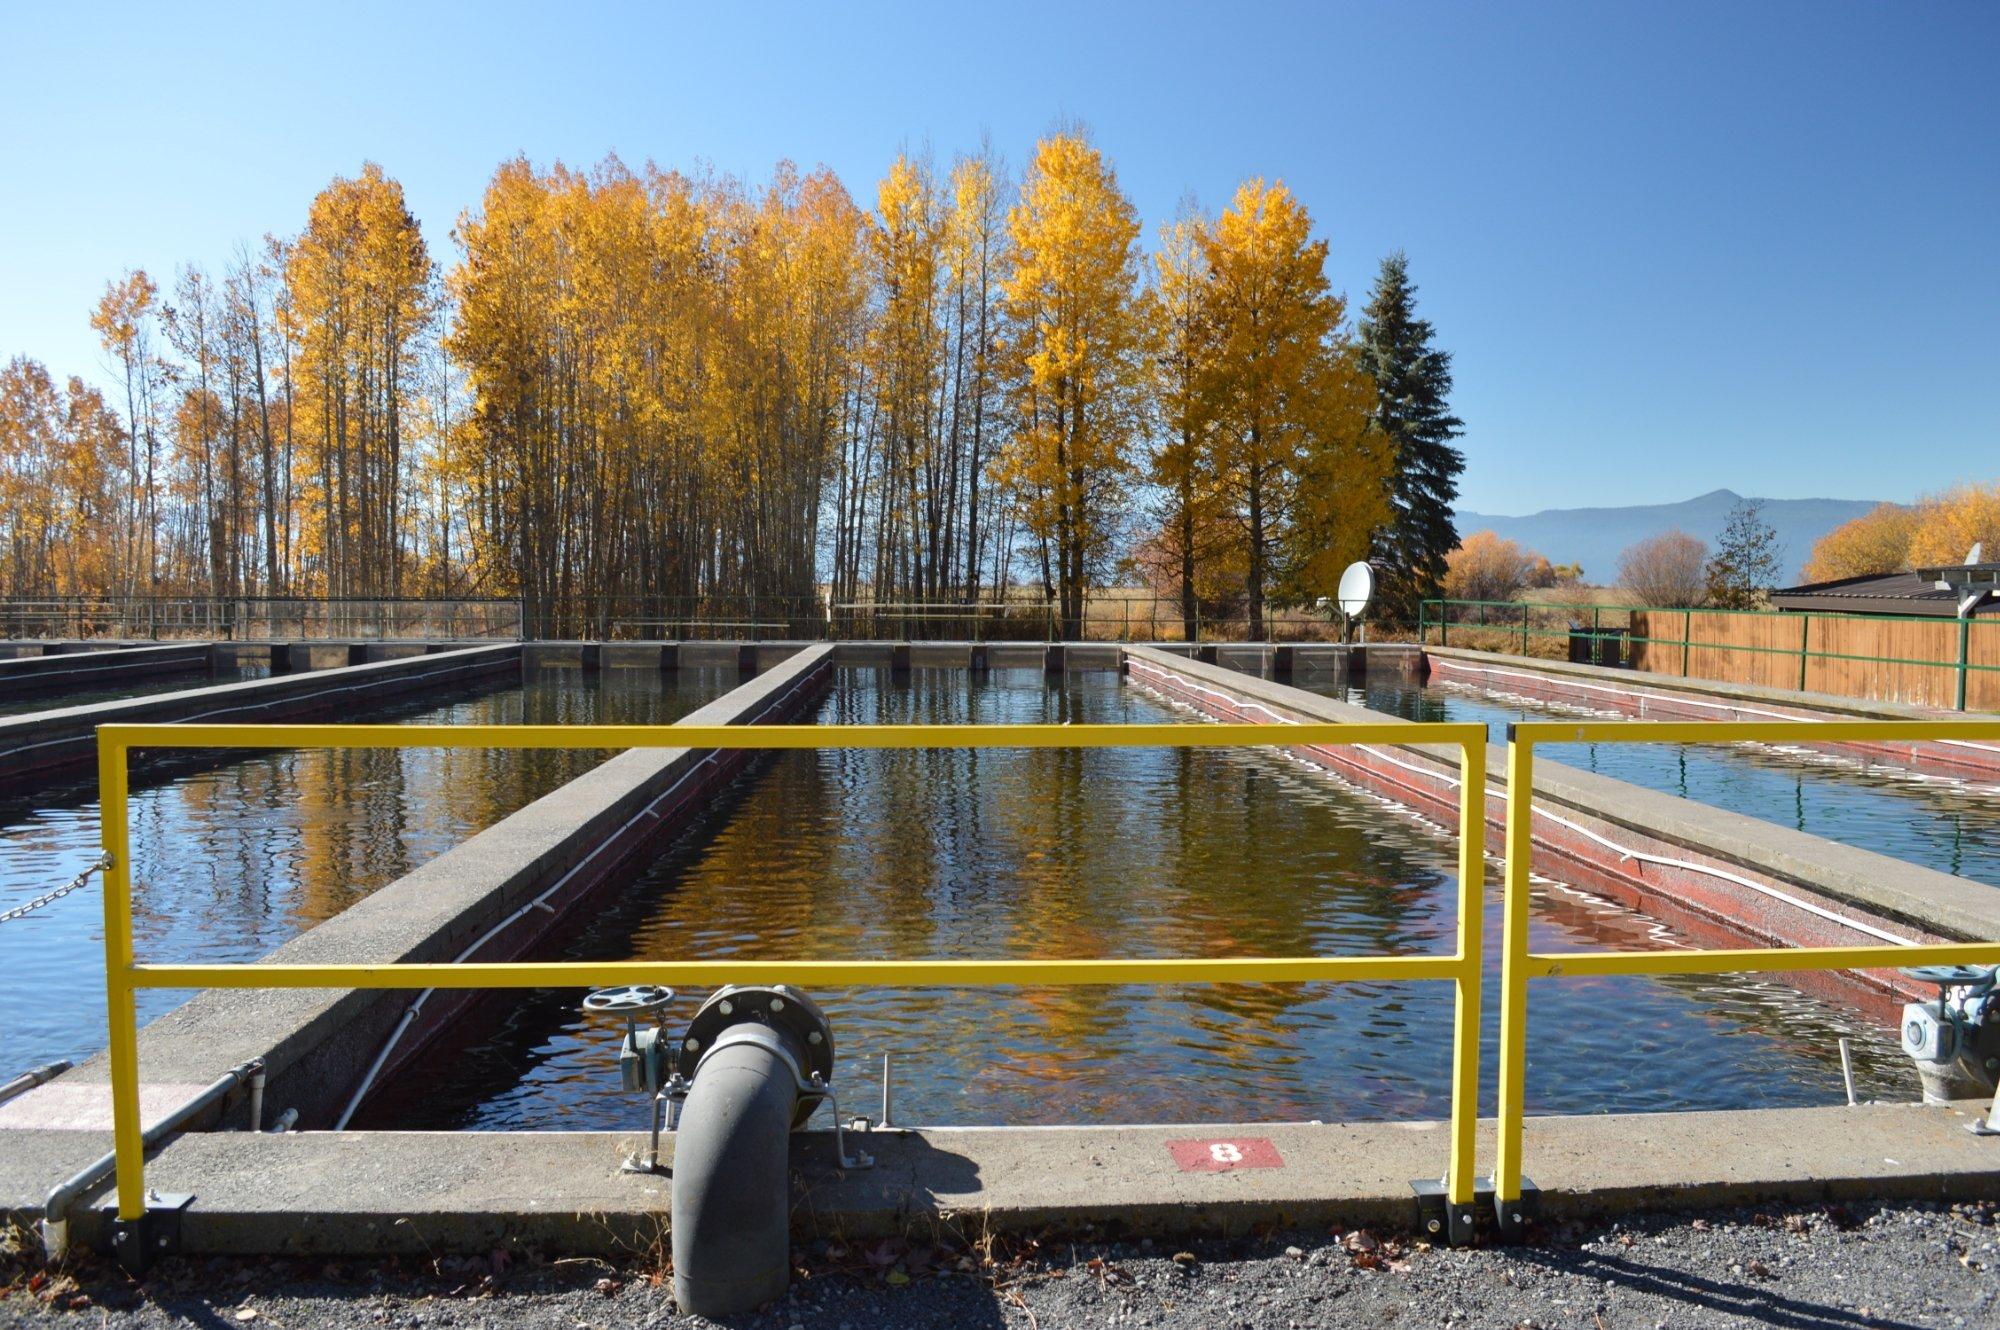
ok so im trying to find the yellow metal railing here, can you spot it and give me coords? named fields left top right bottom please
left=1492, top=718, right=2000, bottom=1228
left=98, top=719, right=1491, bottom=1231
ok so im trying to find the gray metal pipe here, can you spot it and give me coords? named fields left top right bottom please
left=0, top=1059, right=72, bottom=1107
left=40, top=1058, right=264, bottom=1260
left=671, top=1026, right=804, bottom=1317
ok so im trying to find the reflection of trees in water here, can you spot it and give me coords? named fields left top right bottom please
left=131, top=669, right=716, bottom=948
left=368, top=667, right=1916, bottom=1130
left=594, top=666, right=1475, bottom=1113
left=7, top=667, right=726, bottom=1084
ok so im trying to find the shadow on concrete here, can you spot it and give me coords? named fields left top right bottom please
left=790, top=1126, right=986, bottom=1220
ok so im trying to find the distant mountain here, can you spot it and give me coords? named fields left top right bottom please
left=1451, top=489, right=1883, bottom=586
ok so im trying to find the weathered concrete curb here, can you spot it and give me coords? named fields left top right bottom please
left=0, top=642, right=214, bottom=699
left=1426, top=645, right=2000, bottom=781
left=0, top=644, right=521, bottom=789
left=1125, top=646, right=2000, bottom=1020
left=49, top=1100, right=2000, bottom=1253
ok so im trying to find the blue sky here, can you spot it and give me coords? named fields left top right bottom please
left=2, top=1, right=1991, bottom=515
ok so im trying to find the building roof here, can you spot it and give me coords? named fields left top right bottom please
left=1771, top=569, right=2000, bottom=618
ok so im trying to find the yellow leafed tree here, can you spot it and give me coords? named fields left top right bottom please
left=994, top=130, right=1146, bottom=639
left=1141, top=204, right=1231, bottom=640
left=1801, top=502, right=1920, bottom=581
left=283, top=162, right=436, bottom=598
left=1802, top=484, right=2000, bottom=582
left=1907, top=482, right=2000, bottom=568
left=1202, top=178, right=1382, bottom=638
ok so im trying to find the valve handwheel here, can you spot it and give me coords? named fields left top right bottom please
left=584, top=984, right=675, bottom=1015
left=1902, top=965, right=1996, bottom=990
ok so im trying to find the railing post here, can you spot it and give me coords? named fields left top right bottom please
left=1492, top=728, right=1535, bottom=1234
left=98, top=735, right=147, bottom=1225
left=1799, top=614, right=1811, bottom=692
left=1959, top=617, right=1972, bottom=712
left=1443, top=735, right=1487, bottom=1243
left=1682, top=609, right=1692, bottom=676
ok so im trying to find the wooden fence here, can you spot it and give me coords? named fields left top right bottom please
left=1421, top=600, right=1998, bottom=711
left=1628, top=609, right=1997, bottom=710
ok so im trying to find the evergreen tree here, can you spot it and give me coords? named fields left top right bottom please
left=1705, top=498, right=1783, bottom=607
left=1359, top=252, right=1464, bottom=623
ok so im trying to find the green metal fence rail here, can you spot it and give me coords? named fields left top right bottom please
left=1418, top=598, right=1997, bottom=711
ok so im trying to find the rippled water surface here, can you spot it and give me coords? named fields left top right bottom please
left=369, top=666, right=1909, bottom=1132
left=0, top=666, right=729, bottom=1078
left=1331, top=676, right=2000, bottom=886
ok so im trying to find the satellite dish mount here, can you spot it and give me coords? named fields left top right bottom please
left=1336, top=562, right=1376, bottom=645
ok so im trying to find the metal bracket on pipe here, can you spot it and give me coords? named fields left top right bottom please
left=811, top=1075, right=873, bottom=1170
left=1971, top=1080, right=2000, bottom=1137
left=108, top=1192, right=194, bottom=1275
left=625, top=1074, right=690, bottom=1174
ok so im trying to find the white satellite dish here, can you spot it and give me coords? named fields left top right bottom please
left=1337, top=561, right=1375, bottom=618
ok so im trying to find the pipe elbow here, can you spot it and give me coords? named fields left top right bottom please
left=670, top=1035, right=803, bottom=1316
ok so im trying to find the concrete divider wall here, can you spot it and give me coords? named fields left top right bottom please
left=0, top=644, right=519, bottom=789
left=0, top=641, right=214, bottom=699
left=0, top=640, right=160, bottom=660
left=1194, top=642, right=1420, bottom=687
left=1125, top=646, right=2000, bottom=1021
left=1426, top=646, right=2000, bottom=782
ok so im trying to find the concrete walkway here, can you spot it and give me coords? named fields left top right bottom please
left=38, top=1100, right=2000, bottom=1254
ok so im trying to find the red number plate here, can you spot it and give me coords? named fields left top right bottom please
left=1166, top=1138, right=1284, bottom=1172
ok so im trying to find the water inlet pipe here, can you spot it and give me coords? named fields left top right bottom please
left=667, top=985, right=860, bottom=1318
left=40, top=1058, right=265, bottom=1261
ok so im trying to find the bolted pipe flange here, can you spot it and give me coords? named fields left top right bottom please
left=676, top=985, right=834, bottom=1087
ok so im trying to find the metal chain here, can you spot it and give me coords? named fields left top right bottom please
left=0, top=854, right=111, bottom=925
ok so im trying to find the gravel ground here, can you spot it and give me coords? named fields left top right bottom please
left=6, top=1199, right=1998, bottom=1329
